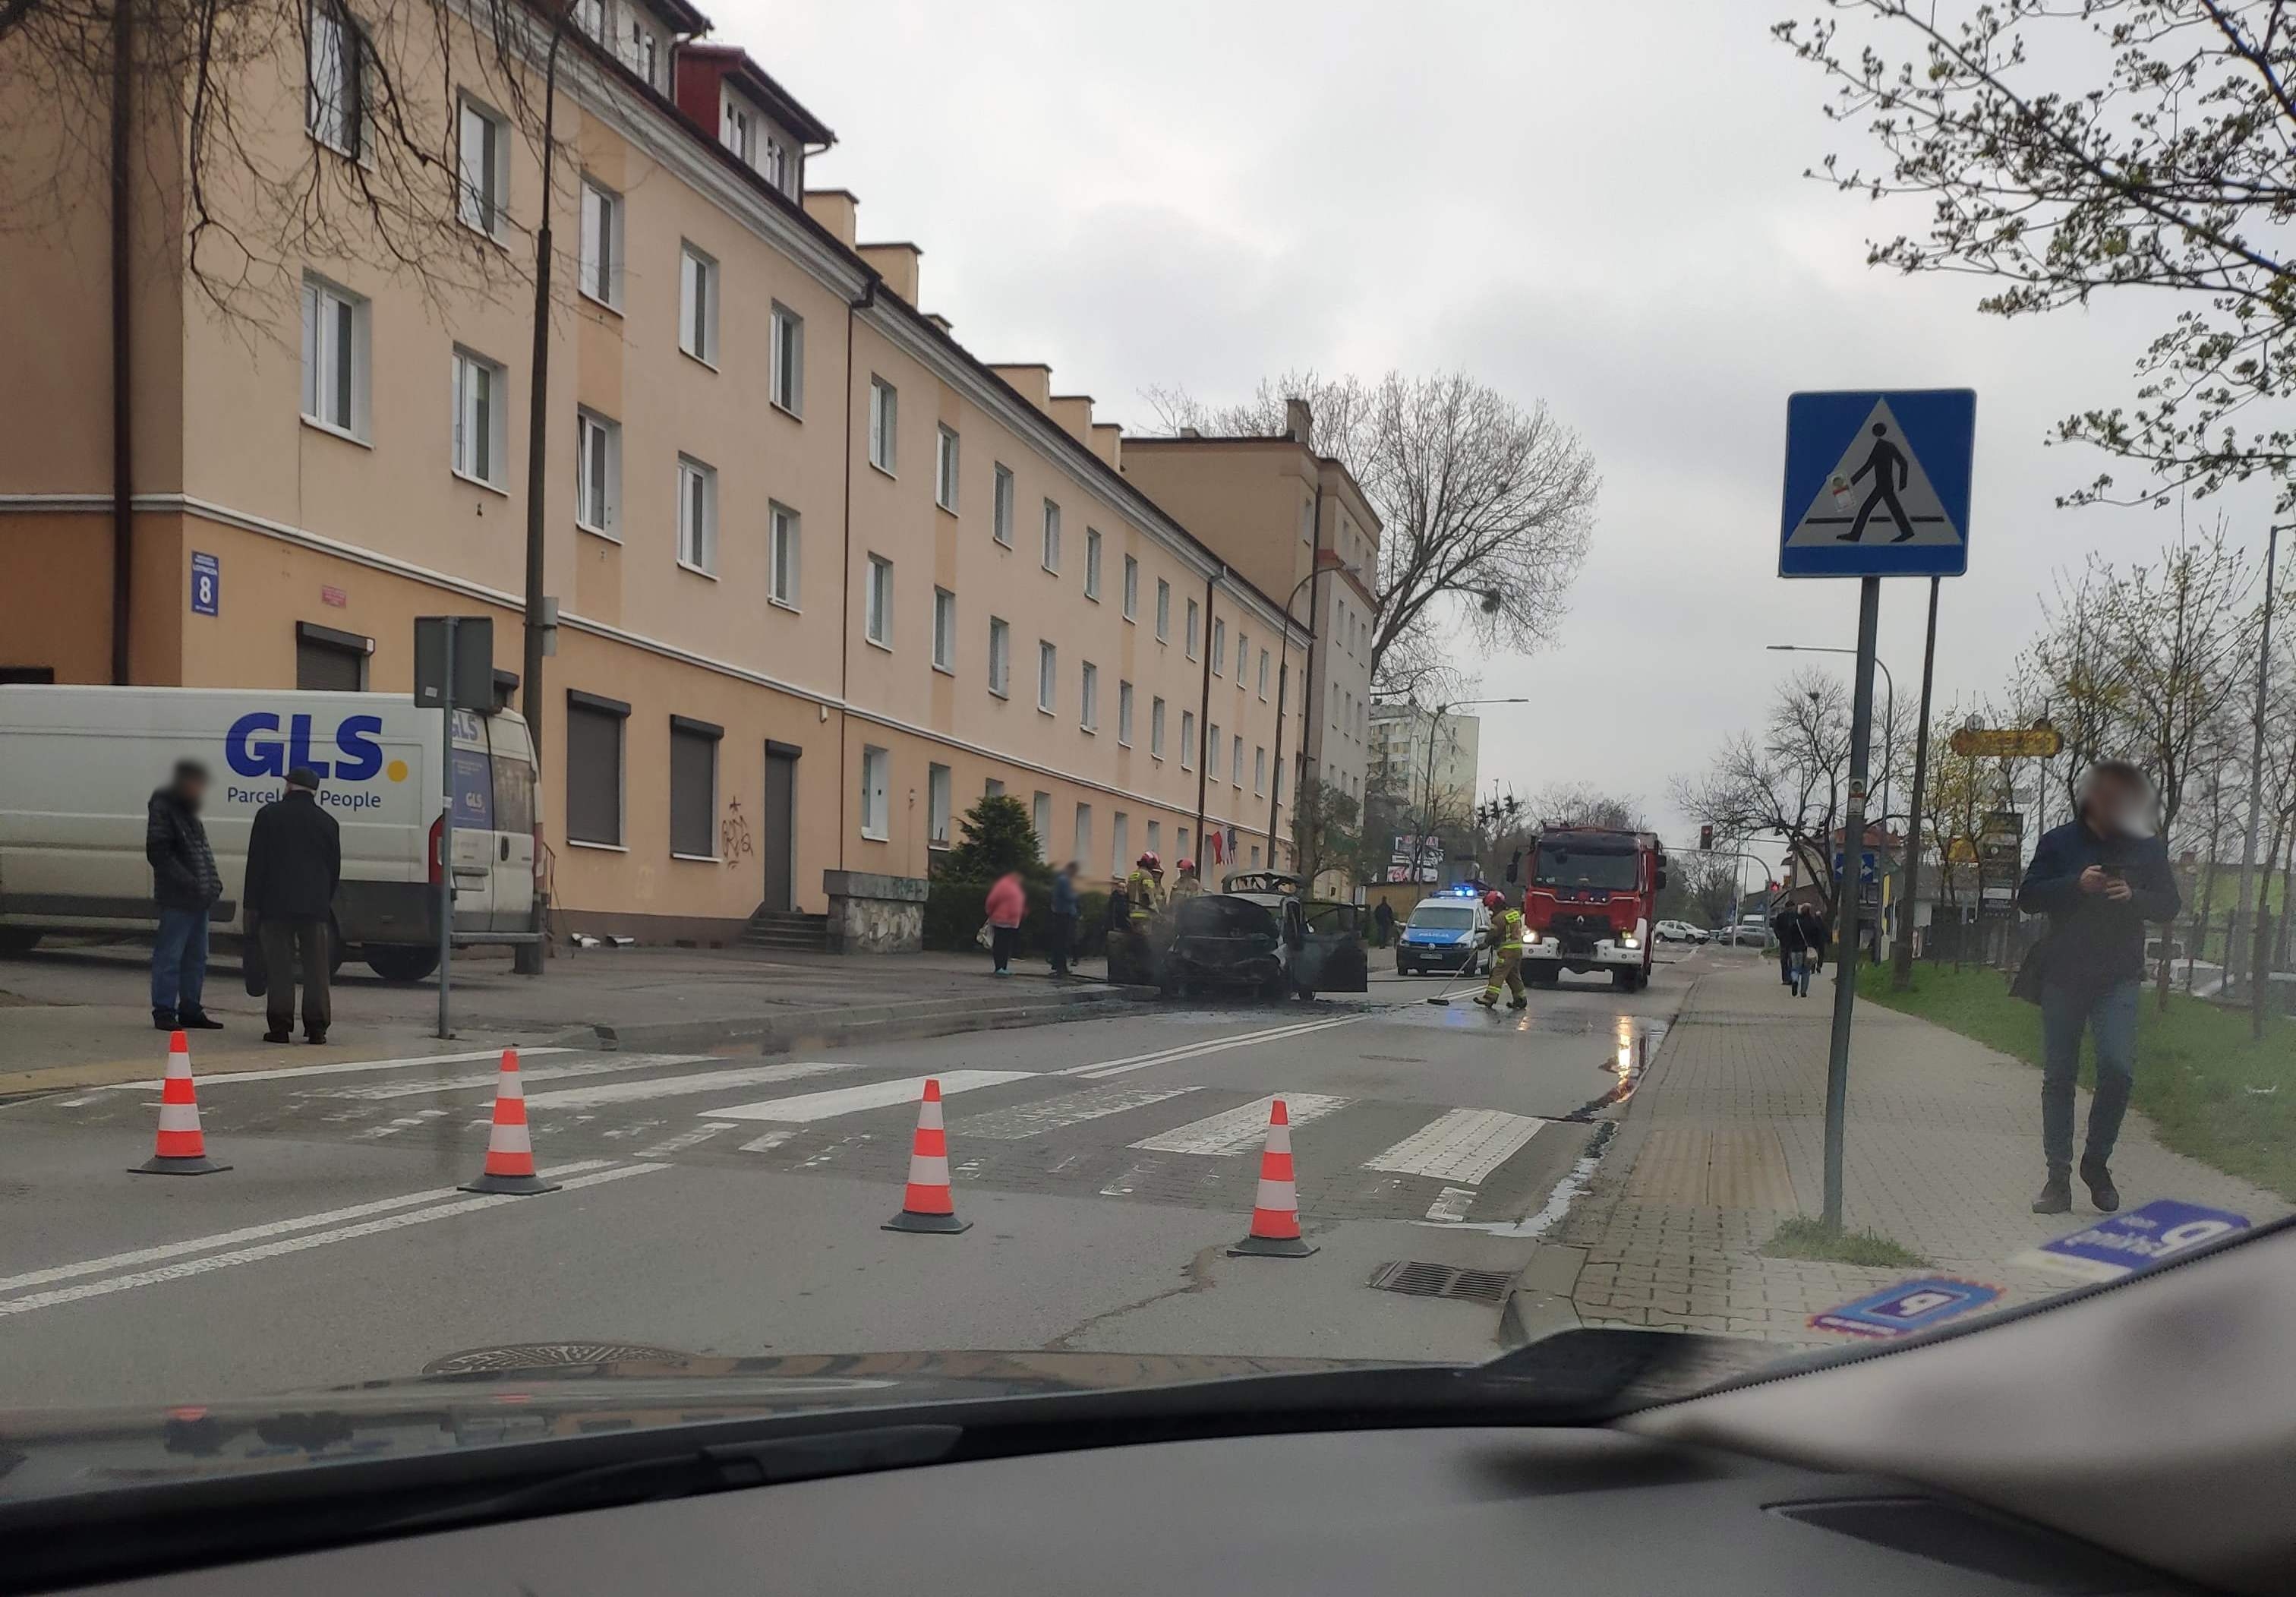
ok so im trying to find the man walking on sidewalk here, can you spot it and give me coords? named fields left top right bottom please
left=2016, top=761, right=2181, bottom=1215
left=1770, top=897, right=1806, bottom=993
left=1048, top=860, right=1080, bottom=977
left=146, top=759, right=223, bottom=1032
left=244, top=767, right=341, bottom=1045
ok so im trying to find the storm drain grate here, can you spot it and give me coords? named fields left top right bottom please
left=1366, top=1261, right=1513, bottom=1305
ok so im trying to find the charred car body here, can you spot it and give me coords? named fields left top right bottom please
left=1107, top=875, right=1367, bottom=999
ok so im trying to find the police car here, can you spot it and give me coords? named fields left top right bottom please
left=1395, top=885, right=1492, bottom=976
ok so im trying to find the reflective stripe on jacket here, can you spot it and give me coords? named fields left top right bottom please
left=1497, top=909, right=1524, bottom=952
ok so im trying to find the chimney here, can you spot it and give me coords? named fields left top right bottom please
left=1178, top=426, right=1202, bottom=438
left=1049, top=394, right=1094, bottom=448
left=802, top=188, right=859, bottom=248
left=989, top=364, right=1053, bottom=412
left=924, top=312, right=954, bottom=334
left=1089, top=422, right=1122, bottom=469
left=1284, top=396, right=1313, bottom=445
left=857, top=241, right=921, bottom=305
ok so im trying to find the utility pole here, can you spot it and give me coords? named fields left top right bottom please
left=1894, top=576, right=1941, bottom=989
left=1821, top=576, right=1882, bottom=1230
left=2238, top=523, right=2280, bottom=1033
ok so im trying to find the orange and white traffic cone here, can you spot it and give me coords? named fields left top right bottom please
left=883, top=1078, right=970, bottom=1234
left=1228, top=1097, right=1317, bottom=1258
left=459, top=1048, right=560, bottom=1195
left=130, top=1030, right=230, bottom=1176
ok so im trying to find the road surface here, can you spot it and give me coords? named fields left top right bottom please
left=0, top=957, right=1698, bottom=1406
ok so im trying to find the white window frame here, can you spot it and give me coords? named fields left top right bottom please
left=1258, top=649, right=1270, bottom=699
left=1118, top=680, right=1134, bottom=746
left=865, top=554, right=894, bottom=649
left=1181, top=710, right=1196, bottom=770
left=768, top=502, right=801, bottom=608
left=1074, top=803, right=1093, bottom=870
left=679, top=242, right=719, bottom=367
left=1036, top=641, right=1057, bottom=714
left=1147, top=819, right=1162, bottom=859
left=936, top=425, right=960, bottom=513
left=1212, top=617, right=1225, bottom=676
left=988, top=617, right=1011, bottom=698
left=1080, top=661, right=1099, bottom=732
left=1254, top=746, right=1267, bottom=795
left=928, top=762, right=952, bottom=847
left=456, top=95, right=509, bottom=241
left=859, top=745, right=890, bottom=841
left=1237, top=632, right=1249, bottom=680
left=305, top=0, right=366, bottom=159
left=1041, top=499, right=1061, bottom=573
left=760, top=134, right=790, bottom=193
left=676, top=455, right=718, bottom=576
left=449, top=346, right=507, bottom=491
left=577, top=178, right=623, bottom=309
left=1156, top=579, right=1171, bottom=642
left=1084, top=528, right=1102, bottom=600
left=869, top=377, right=897, bottom=474
left=932, top=586, right=956, bottom=674
left=1150, top=696, right=1166, bottom=759
left=1208, top=724, right=1222, bottom=781
left=576, top=408, right=620, bottom=538
left=618, top=8, right=664, bottom=90
left=721, top=93, right=755, bottom=164
left=1033, top=792, right=1052, bottom=859
left=770, top=301, right=803, bottom=415
left=992, top=464, right=1014, bottom=545
left=299, top=273, right=369, bottom=443
left=1232, top=734, right=1244, bottom=788
left=1186, top=598, right=1200, bottom=659
left=1122, top=554, right=1138, bottom=620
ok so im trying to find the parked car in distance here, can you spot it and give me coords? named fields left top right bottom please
left=1655, top=920, right=1708, bottom=944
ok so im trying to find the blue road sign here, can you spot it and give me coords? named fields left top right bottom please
left=1809, top=1277, right=2000, bottom=1340
left=2013, top=1198, right=2250, bottom=1284
left=1780, top=389, right=1975, bottom=578
left=190, top=551, right=219, bottom=617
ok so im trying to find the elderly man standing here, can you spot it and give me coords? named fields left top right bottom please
left=147, top=759, right=223, bottom=1031
left=244, top=767, right=342, bottom=1045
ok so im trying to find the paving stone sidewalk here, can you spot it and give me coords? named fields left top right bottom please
left=1555, top=956, right=2291, bottom=1343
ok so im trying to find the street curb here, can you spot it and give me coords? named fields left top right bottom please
left=1496, top=1243, right=1587, bottom=1347
left=587, top=983, right=1158, bottom=1053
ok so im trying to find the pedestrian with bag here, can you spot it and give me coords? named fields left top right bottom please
left=1048, top=860, right=1080, bottom=977
left=984, top=868, right=1025, bottom=978
left=146, top=759, right=223, bottom=1032
left=1798, top=901, right=1828, bottom=978
left=243, top=766, right=341, bottom=1044
left=2014, top=761, right=2181, bottom=1216
left=1770, top=898, right=1806, bottom=993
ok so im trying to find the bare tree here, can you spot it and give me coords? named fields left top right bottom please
left=1672, top=670, right=1855, bottom=923
left=1523, top=782, right=1649, bottom=834
left=1142, top=370, right=1599, bottom=696
left=1777, top=2, right=2296, bottom=511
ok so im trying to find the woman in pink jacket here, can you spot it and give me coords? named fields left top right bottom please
left=984, top=870, right=1026, bottom=977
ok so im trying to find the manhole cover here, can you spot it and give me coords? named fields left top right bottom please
left=1365, top=1261, right=1512, bottom=1305
left=421, top=1341, right=693, bottom=1375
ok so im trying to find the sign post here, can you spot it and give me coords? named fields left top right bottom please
left=415, top=616, right=494, bottom=1040
left=1781, top=388, right=1976, bottom=1229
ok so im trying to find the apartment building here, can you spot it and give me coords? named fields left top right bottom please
left=1370, top=702, right=1481, bottom=828
left=0, top=0, right=1303, bottom=942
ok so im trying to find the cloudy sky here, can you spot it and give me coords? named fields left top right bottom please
left=729, top=0, right=2273, bottom=873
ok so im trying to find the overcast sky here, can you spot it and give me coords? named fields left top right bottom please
left=731, top=0, right=2275, bottom=875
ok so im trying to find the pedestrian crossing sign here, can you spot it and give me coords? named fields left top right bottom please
left=1780, top=389, right=1975, bottom=578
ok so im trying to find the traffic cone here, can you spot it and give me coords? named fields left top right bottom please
left=130, top=1030, right=230, bottom=1176
left=459, top=1048, right=560, bottom=1195
left=883, top=1078, right=970, bottom=1234
left=1228, top=1097, right=1317, bottom=1258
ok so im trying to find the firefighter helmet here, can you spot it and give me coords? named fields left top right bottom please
left=1137, top=852, right=1162, bottom=872
left=1483, top=890, right=1506, bottom=911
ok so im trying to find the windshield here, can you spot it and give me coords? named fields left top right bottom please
left=5, top=0, right=2293, bottom=1553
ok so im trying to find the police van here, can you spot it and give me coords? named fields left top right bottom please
left=1394, top=885, right=1492, bottom=977
left=0, top=686, right=538, bottom=981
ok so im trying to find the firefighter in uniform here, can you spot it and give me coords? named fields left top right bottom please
left=1168, top=859, right=1201, bottom=904
left=1474, top=888, right=1528, bottom=1010
left=1124, top=852, right=1165, bottom=926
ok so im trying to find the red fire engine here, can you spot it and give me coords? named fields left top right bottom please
left=1519, top=826, right=1667, bottom=991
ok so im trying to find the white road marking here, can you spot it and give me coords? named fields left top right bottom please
left=311, top=1055, right=715, bottom=1102
left=525, top=1059, right=857, bottom=1111
left=1066, top=1015, right=1368, bottom=1081
left=1099, top=1159, right=1156, bottom=1197
left=704, top=1070, right=1036, bottom=1124
left=739, top=1130, right=796, bottom=1154
left=637, top=1122, right=738, bottom=1158
left=98, top=1046, right=576, bottom=1091
left=951, top=1084, right=1202, bottom=1141
left=0, top=1164, right=667, bottom=1318
left=1362, top=1109, right=1545, bottom=1185
left=56, top=1095, right=103, bottom=1108
left=1128, top=1093, right=1350, bottom=1156
left=1424, top=1185, right=1478, bottom=1223
left=352, top=1109, right=451, bottom=1141
left=0, top=1160, right=618, bottom=1296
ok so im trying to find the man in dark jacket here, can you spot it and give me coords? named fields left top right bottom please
left=1048, top=860, right=1080, bottom=977
left=146, top=760, right=223, bottom=1031
left=244, top=766, right=342, bottom=1044
left=2016, top=761, right=2181, bottom=1215
left=1769, top=898, right=1806, bottom=990
left=1798, top=903, right=1829, bottom=975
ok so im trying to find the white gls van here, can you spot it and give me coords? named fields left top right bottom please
left=0, top=686, right=539, bottom=981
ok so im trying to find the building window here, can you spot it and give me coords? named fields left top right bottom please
left=449, top=348, right=506, bottom=490
left=305, top=0, right=365, bottom=157
left=1178, top=825, right=1191, bottom=864
left=1232, top=734, right=1244, bottom=788
left=1084, top=528, right=1102, bottom=599
left=936, top=425, right=960, bottom=512
left=1041, top=499, right=1061, bottom=572
left=1150, top=696, right=1165, bottom=759
left=456, top=96, right=508, bottom=239
left=576, top=409, right=619, bottom=536
left=769, top=503, right=800, bottom=606
left=1080, top=661, right=1099, bottom=731
left=564, top=691, right=625, bottom=846
left=571, top=0, right=603, bottom=43
left=294, top=622, right=368, bottom=690
left=869, top=377, right=897, bottom=472
left=932, top=587, right=955, bottom=672
left=1156, top=579, right=1171, bottom=641
left=1036, top=640, right=1057, bottom=713
left=1033, top=791, right=1052, bottom=858
left=298, top=274, right=367, bottom=440
left=1118, top=680, right=1134, bottom=746
left=928, top=762, right=952, bottom=846
left=988, top=617, right=1010, bottom=696
left=1122, top=554, right=1138, bottom=620
left=760, top=135, right=790, bottom=193
left=1258, top=649, right=1270, bottom=699
left=1181, top=710, right=1195, bottom=769
left=1074, top=803, right=1093, bottom=870
left=1254, top=746, right=1267, bottom=794
left=680, top=244, right=718, bottom=365
left=668, top=716, right=721, bottom=859
left=1211, top=617, right=1225, bottom=674
left=1208, top=723, right=1222, bottom=781
left=676, top=456, right=717, bottom=576
left=1250, top=844, right=1261, bottom=870
left=986, top=778, right=1005, bottom=797
left=866, top=554, right=893, bottom=648
left=1111, top=813, right=1128, bottom=880
left=1236, top=631, right=1248, bottom=680
left=859, top=745, right=890, bottom=841
left=770, top=302, right=803, bottom=414
left=1147, top=819, right=1162, bottom=858
left=1186, top=598, right=1200, bottom=659
left=618, top=8, right=663, bottom=89
left=577, top=178, right=621, bottom=307
left=721, top=94, right=755, bottom=163
left=992, top=464, right=1014, bottom=544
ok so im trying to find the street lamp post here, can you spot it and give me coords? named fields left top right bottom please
left=1409, top=697, right=1526, bottom=882
left=1771, top=643, right=1897, bottom=961
left=1268, top=558, right=1339, bottom=879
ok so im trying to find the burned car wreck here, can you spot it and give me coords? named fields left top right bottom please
left=1107, top=887, right=1367, bottom=1000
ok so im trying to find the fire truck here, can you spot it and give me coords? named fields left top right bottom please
left=1519, top=826, right=1667, bottom=991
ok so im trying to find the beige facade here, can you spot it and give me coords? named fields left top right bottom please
left=0, top=0, right=1304, bottom=939
left=1370, top=702, right=1481, bottom=829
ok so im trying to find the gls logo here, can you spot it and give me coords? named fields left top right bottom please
left=225, top=712, right=387, bottom=781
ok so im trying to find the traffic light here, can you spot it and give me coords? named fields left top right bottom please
left=1699, top=823, right=1714, bottom=851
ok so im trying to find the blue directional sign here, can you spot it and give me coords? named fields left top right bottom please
left=2013, top=1198, right=2250, bottom=1284
left=1809, top=1277, right=2000, bottom=1340
left=1780, top=389, right=1975, bottom=578
left=190, top=551, right=219, bottom=617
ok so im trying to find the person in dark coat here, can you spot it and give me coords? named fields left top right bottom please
left=1372, top=899, right=1396, bottom=948
left=146, top=759, right=223, bottom=1031
left=244, top=767, right=342, bottom=1044
left=1769, top=898, right=1806, bottom=991
left=1797, top=902, right=1829, bottom=975
left=2015, top=760, right=2181, bottom=1216
left=1048, top=860, right=1080, bottom=977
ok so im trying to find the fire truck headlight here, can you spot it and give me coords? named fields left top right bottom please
left=1620, top=933, right=1638, bottom=949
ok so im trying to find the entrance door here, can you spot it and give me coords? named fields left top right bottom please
left=763, top=743, right=799, bottom=912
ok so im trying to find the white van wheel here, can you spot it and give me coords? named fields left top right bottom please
left=367, top=945, right=441, bottom=983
